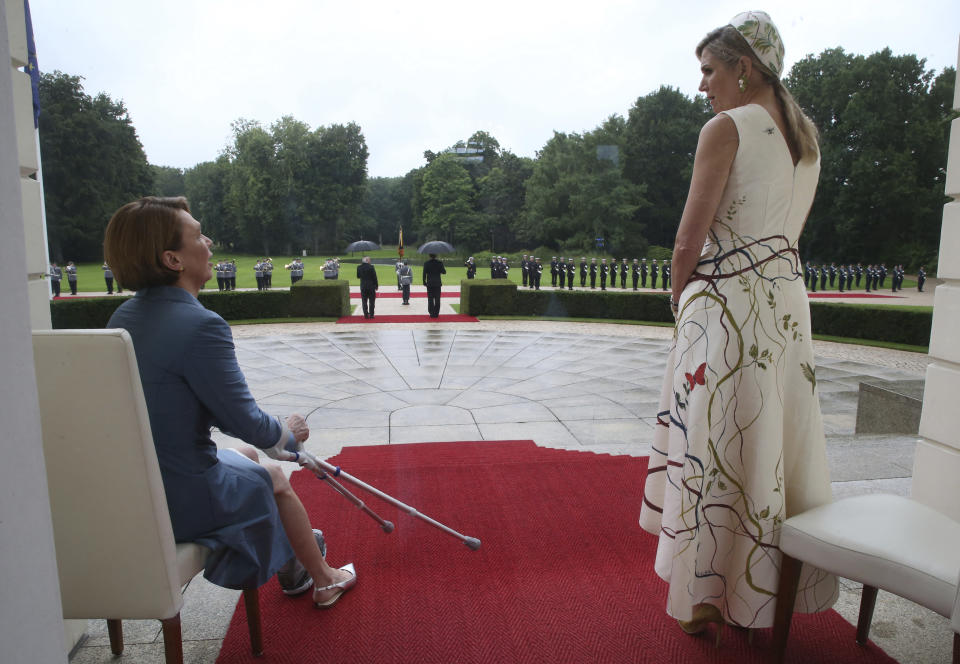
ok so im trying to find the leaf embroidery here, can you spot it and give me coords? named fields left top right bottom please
left=801, top=362, right=816, bottom=393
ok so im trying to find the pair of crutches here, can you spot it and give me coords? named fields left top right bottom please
left=293, top=448, right=482, bottom=551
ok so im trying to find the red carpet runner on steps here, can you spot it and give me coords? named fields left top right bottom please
left=336, top=314, right=479, bottom=323
left=217, top=441, right=896, bottom=664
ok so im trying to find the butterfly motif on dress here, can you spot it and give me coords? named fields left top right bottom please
left=685, top=362, right=707, bottom=391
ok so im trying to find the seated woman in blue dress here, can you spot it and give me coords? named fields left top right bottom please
left=104, top=196, right=356, bottom=609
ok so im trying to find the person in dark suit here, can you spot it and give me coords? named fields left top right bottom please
left=356, top=256, right=379, bottom=318
left=423, top=253, right=446, bottom=318
left=917, top=266, right=926, bottom=292
left=104, top=196, right=356, bottom=608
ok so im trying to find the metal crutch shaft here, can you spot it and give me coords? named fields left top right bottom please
left=316, top=470, right=394, bottom=533
left=298, top=450, right=481, bottom=550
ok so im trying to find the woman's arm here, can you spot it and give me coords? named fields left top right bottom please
left=671, top=114, right=740, bottom=309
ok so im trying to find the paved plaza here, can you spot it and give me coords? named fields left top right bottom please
left=69, top=295, right=952, bottom=663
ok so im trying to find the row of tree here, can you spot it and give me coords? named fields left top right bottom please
left=39, top=47, right=956, bottom=267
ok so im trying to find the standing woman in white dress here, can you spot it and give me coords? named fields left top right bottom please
left=639, top=11, right=838, bottom=640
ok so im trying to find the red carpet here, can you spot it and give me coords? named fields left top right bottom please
left=350, top=291, right=460, bottom=299
left=217, top=441, right=897, bottom=664
left=336, top=314, right=478, bottom=323
left=807, top=292, right=901, bottom=298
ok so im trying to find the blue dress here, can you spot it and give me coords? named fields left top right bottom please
left=109, top=286, right=293, bottom=589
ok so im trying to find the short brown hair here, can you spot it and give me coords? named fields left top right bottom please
left=103, top=197, right=190, bottom=290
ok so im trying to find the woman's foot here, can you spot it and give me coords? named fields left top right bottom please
left=313, top=563, right=357, bottom=609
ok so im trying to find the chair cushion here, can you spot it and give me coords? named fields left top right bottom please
left=781, top=494, right=960, bottom=618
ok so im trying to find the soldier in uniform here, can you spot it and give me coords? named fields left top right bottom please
left=558, top=256, right=566, bottom=289
left=828, top=262, right=836, bottom=288
left=567, top=258, right=575, bottom=290
left=254, top=259, right=265, bottom=291
left=102, top=262, right=115, bottom=294
left=818, top=264, right=827, bottom=291
left=631, top=258, right=640, bottom=290
left=804, top=261, right=812, bottom=289
left=620, top=258, right=629, bottom=288
left=641, top=258, right=648, bottom=288
left=550, top=257, right=558, bottom=286
left=917, top=266, right=926, bottom=292
left=49, top=262, right=62, bottom=297
left=879, top=264, right=888, bottom=288
left=855, top=263, right=863, bottom=288
left=589, top=258, right=598, bottom=288
left=864, top=265, right=873, bottom=292
left=650, top=259, right=659, bottom=290
left=501, top=257, right=510, bottom=279
left=580, top=257, right=588, bottom=287
left=464, top=256, right=476, bottom=279
left=599, top=258, right=608, bottom=290
left=610, top=259, right=618, bottom=290
left=521, top=254, right=529, bottom=287
left=66, top=261, right=78, bottom=295
left=837, top=263, right=846, bottom=292
left=533, top=257, right=543, bottom=290
left=215, top=260, right=225, bottom=291
left=662, top=261, right=671, bottom=290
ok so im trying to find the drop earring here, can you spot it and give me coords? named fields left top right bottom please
left=738, top=77, right=748, bottom=92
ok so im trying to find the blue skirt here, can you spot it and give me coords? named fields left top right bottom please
left=168, top=449, right=294, bottom=590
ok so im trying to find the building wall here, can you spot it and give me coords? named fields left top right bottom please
left=913, top=40, right=960, bottom=521
left=0, top=0, right=67, bottom=661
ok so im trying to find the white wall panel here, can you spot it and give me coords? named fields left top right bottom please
left=919, top=361, right=960, bottom=450
left=947, top=117, right=960, bottom=199
left=21, top=176, right=45, bottom=273
left=928, top=284, right=960, bottom=362
left=938, top=202, right=960, bottom=280
left=12, top=68, right=36, bottom=174
left=4, top=0, right=24, bottom=66
left=911, top=440, right=960, bottom=523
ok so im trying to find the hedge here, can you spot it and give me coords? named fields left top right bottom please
left=461, top=281, right=932, bottom=346
left=50, top=280, right=350, bottom=329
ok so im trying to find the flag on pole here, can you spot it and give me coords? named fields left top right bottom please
left=398, top=227, right=404, bottom=257
left=24, top=0, right=41, bottom=128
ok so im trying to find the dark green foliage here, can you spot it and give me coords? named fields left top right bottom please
left=39, top=72, right=153, bottom=262
left=809, top=303, right=932, bottom=347
left=50, top=282, right=350, bottom=328
left=460, top=280, right=520, bottom=315
left=787, top=49, right=956, bottom=269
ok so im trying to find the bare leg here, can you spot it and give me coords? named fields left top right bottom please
left=233, top=445, right=352, bottom=598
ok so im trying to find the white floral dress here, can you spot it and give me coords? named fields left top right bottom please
left=639, top=104, right=838, bottom=628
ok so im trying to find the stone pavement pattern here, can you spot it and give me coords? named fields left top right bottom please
left=69, top=320, right=951, bottom=664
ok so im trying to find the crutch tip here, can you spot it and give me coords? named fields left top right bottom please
left=464, top=537, right=482, bottom=551
left=382, top=521, right=395, bottom=533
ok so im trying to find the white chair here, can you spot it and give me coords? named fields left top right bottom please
left=771, top=492, right=960, bottom=663
left=32, top=329, right=263, bottom=664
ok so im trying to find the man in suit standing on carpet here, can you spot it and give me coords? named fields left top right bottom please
left=357, top=256, right=379, bottom=319
left=423, top=253, right=446, bottom=318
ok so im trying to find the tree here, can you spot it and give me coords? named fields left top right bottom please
left=184, top=157, right=231, bottom=247
left=622, top=86, right=711, bottom=248
left=786, top=49, right=956, bottom=267
left=419, top=153, right=477, bottom=246
left=152, top=165, right=186, bottom=197
left=519, top=117, right=647, bottom=256
left=39, top=71, right=152, bottom=261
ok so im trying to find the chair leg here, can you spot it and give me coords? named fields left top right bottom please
left=106, top=619, right=123, bottom=655
left=243, top=586, right=264, bottom=657
left=856, top=585, right=879, bottom=645
left=160, top=613, right=184, bottom=664
left=952, top=631, right=958, bottom=664
left=771, top=552, right=803, bottom=664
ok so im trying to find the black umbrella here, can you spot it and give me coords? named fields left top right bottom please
left=417, top=241, right=455, bottom=254
left=345, top=240, right=380, bottom=252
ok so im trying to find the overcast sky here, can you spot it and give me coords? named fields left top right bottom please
left=28, top=0, right=960, bottom=178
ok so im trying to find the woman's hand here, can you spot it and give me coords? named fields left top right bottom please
left=286, top=414, right=310, bottom=443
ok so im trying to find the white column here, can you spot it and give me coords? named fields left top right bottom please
left=0, top=0, right=67, bottom=661
left=913, top=37, right=960, bottom=522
